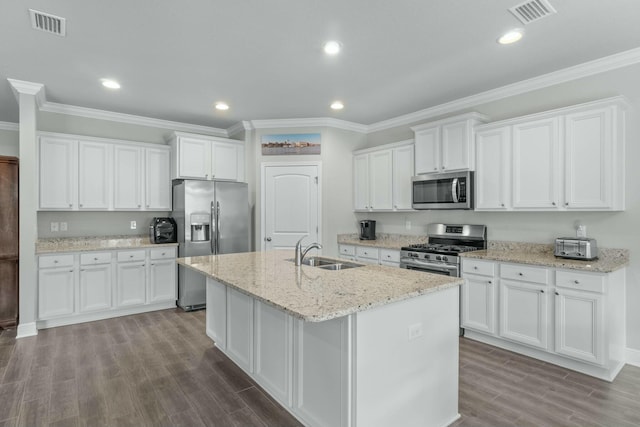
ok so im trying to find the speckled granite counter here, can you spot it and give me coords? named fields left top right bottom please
left=337, top=233, right=428, bottom=249
left=461, top=241, right=629, bottom=273
left=178, top=250, right=462, bottom=322
left=36, top=235, right=178, bottom=254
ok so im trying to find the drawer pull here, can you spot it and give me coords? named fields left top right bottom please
left=162, top=252, right=166, bottom=256
left=555, top=291, right=559, bottom=295
left=54, top=260, right=59, bottom=264
left=518, top=272, right=524, bottom=276
left=540, top=289, right=544, bottom=293
left=574, top=280, right=580, bottom=284
left=94, top=257, right=98, bottom=261
left=488, top=280, right=492, bottom=284
left=473, top=266, right=478, bottom=270
left=130, top=255, right=134, bottom=258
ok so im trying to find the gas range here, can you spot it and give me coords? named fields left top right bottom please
left=400, top=224, right=487, bottom=277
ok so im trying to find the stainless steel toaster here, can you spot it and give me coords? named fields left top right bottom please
left=554, top=237, right=598, bottom=260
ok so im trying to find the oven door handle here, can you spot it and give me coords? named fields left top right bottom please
left=401, top=259, right=459, bottom=274
left=451, top=178, right=459, bottom=203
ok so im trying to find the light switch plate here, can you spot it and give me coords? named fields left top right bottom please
left=408, top=323, right=423, bottom=341
left=50, top=222, right=59, bottom=232
left=60, top=222, right=68, bottom=231
left=130, top=221, right=137, bottom=230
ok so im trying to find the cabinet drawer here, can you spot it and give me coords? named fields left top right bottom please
left=380, top=249, right=400, bottom=263
left=39, top=254, right=74, bottom=268
left=462, top=259, right=495, bottom=277
left=117, top=250, right=146, bottom=262
left=356, top=246, right=379, bottom=260
left=150, top=247, right=177, bottom=260
left=556, top=270, right=605, bottom=294
left=501, top=264, right=549, bottom=285
left=80, top=252, right=112, bottom=265
left=339, top=245, right=355, bottom=256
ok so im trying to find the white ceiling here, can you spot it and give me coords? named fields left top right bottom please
left=1, top=0, right=640, bottom=130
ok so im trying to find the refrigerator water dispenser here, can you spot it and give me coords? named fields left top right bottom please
left=190, top=213, right=210, bottom=241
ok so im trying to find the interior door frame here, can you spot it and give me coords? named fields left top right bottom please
left=260, top=161, right=323, bottom=252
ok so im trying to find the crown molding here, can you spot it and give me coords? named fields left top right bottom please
left=227, top=120, right=253, bottom=137
left=366, top=46, right=640, bottom=134
left=7, top=79, right=46, bottom=106
left=248, top=117, right=368, bottom=133
left=39, top=101, right=228, bottom=136
left=0, top=121, right=19, bottom=131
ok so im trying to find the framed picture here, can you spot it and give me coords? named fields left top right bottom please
left=261, top=133, right=321, bottom=155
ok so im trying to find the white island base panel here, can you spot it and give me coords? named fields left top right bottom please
left=206, top=277, right=460, bottom=427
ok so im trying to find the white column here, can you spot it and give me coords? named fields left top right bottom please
left=8, top=79, right=44, bottom=338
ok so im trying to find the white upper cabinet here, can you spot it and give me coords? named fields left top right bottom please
left=475, top=127, right=510, bottom=210
left=38, top=133, right=172, bottom=212
left=114, top=145, right=144, bottom=210
left=475, top=97, right=627, bottom=212
left=39, top=137, right=78, bottom=210
left=145, top=148, right=171, bottom=210
left=170, top=132, right=245, bottom=182
left=412, top=113, right=487, bottom=174
left=353, top=140, right=414, bottom=212
left=78, top=141, right=112, bottom=210
left=512, top=117, right=560, bottom=210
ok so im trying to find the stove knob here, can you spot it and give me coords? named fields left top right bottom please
left=442, top=256, right=448, bottom=262
left=436, top=255, right=442, bottom=261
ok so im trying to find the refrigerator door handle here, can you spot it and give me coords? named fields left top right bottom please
left=216, top=201, right=221, bottom=254
left=211, top=201, right=216, bottom=254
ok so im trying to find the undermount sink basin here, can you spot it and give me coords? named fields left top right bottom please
left=289, top=257, right=365, bottom=270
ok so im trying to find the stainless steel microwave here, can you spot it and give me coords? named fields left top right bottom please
left=412, top=171, right=473, bottom=210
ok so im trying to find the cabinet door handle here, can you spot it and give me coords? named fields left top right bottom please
left=552, top=202, right=556, bottom=206
left=565, top=202, right=569, bottom=206
left=555, top=291, right=559, bottom=295
left=574, top=280, right=580, bottom=284
left=394, top=205, right=398, bottom=209
left=433, top=167, right=438, bottom=171
left=79, top=203, right=83, bottom=207
left=54, top=260, right=59, bottom=264
left=441, top=166, right=445, bottom=170
left=540, top=289, right=544, bottom=293
left=473, top=266, right=478, bottom=270
left=69, top=270, right=74, bottom=273
left=488, top=280, right=492, bottom=284
left=138, top=204, right=141, bottom=208
left=518, top=272, right=524, bottom=276
left=69, top=203, right=73, bottom=207
left=501, top=203, right=505, bottom=207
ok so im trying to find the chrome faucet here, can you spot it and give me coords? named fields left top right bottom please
left=295, top=237, right=322, bottom=266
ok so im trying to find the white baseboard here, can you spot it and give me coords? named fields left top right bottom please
left=16, top=322, right=38, bottom=338
left=626, top=347, right=640, bottom=367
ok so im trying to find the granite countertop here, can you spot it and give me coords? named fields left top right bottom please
left=178, top=250, right=462, bottom=322
left=337, top=233, right=428, bottom=249
left=461, top=241, right=629, bottom=273
left=36, top=235, right=179, bottom=254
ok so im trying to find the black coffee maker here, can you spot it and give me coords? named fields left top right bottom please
left=359, top=220, right=376, bottom=240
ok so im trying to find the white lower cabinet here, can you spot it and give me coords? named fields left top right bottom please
left=338, top=244, right=400, bottom=267
left=38, top=267, right=75, bottom=319
left=461, top=258, right=625, bottom=381
left=226, top=288, right=254, bottom=372
left=206, top=278, right=227, bottom=348
left=499, top=280, right=548, bottom=350
left=79, top=264, right=112, bottom=313
left=38, top=247, right=177, bottom=328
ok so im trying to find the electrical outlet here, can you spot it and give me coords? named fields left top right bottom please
left=577, top=225, right=587, bottom=238
left=50, top=222, right=59, bottom=232
left=405, top=220, right=411, bottom=230
left=130, top=221, right=137, bottom=230
left=408, top=323, right=423, bottom=341
left=60, top=222, right=68, bottom=232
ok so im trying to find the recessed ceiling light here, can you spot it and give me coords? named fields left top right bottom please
left=323, top=41, right=342, bottom=55
left=498, top=29, right=524, bottom=45
left=215, top=102, right=229, bottom=111
left=101, top=79, right=120, bottom=89
left=330, top=101, right=344, bottom=110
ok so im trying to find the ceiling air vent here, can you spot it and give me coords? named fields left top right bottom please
left=29, top=9, right=66, bottom=36
left=509, top=0, right=557, bottom=25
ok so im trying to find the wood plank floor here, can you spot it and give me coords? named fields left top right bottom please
left=1, top=309, right=639, bottom=426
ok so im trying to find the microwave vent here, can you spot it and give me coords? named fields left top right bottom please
left=509, top=0, right=557, bottom=25
left=29, top=9, right=66, bottom=37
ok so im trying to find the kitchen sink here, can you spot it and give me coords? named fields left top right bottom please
left=288, top=257, right=364, bottom=270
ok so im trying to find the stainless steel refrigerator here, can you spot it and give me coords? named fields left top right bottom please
left=172, top=180, right=249, bottom=311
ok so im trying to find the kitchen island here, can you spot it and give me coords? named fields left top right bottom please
left=178, top=250, right=463, bottom=427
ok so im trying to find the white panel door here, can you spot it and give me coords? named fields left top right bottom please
left=441, top=120, right=470, bottom=171
left=145, top=148, right=171, bottom=210
left=148, top=259, right=176, bottom=303
left=512, top=118, right=560, bottom=209
left=499, top=280, right=548, bottom=350
left=178, top=137, right=211, bottom=179
left=263, top=164, right=320, bottom=250
left=212, top=141, right=239, bottom=181
left=475, top=127, right=510, bottom=210
left=38, top=268, right=75, bottom=319
left=79, top=265, right=112, bottom=313
left=353, top=154, right=370, bottom=210
left=392, top=145, right=414, bottom=210
left=116, top=262, right=146, bottom=307
left=39, top=137, right=77, bottom=210
left=254, top=301, right=293, bottom=405
left=555, top=288, right=605, bottom=365
left=114, top=145, right=143, bottom=210
left=564, top=107, right=612, bottom=209
left=226, top=288, right=254, bottom=372
left=368, top=149, right=393, bottom=210
left=461, top=274, right=496, bottom=334
left=414, top=127, right=440, bottom=174
left=78, top=141, right=112, bottom=210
